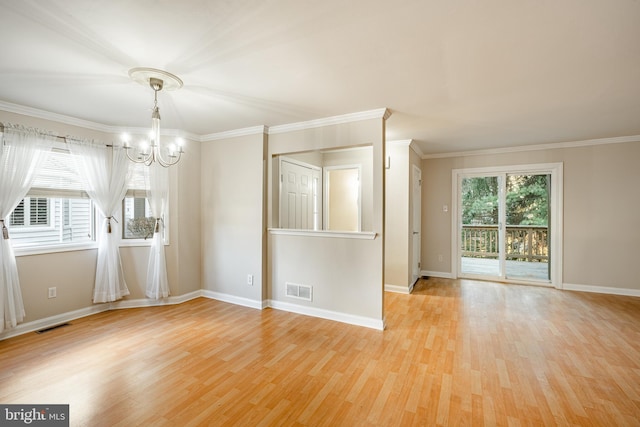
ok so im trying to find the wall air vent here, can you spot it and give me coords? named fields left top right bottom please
left=285, top=282, right=313, bottom=301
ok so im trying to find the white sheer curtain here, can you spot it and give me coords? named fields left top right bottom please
left=0, top=124, right=55, bottom=332
left=70, top=141, right=131, bottom=303
left=146, top=162, right=170, bottom=299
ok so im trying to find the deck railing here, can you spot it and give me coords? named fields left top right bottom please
left=461, top=225, right=549, bottom=262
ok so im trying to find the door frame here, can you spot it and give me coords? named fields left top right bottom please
left=451, top=162, right=563, bottom=288
left=411, top=164, right=422, bottom=285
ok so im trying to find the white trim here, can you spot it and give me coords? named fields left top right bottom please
left=0, top=100, right=112, bottom=133
left=268, top=299, right=385, bottom=330
left=0, top=100, right=199, bottom=142
left=385, top=284, right=412, bottom=294
left=562, top=283, right=640, bottom=298
left=410, top=141, right=425, bottom=158
left=0, top=291, right=203, bottom=341
left=268, top=228, right=377, bottom=240
left=423, top=135, right=640, bottom=159
left=0, top=305, right=107, bottom=341
left=422, top=270, right=454, bottom=279
left=451, top=163, right=563, bottom=288
left=387, top=139, right=413, bottom=146
left=200, top=125, right=268, bottom=141
left=268, top=108, right=391, bottom=134
left=201, top=290, right=264, bottom=310
left=387, top=139, right=426, bottom=158
left=109, top=291, right=202, bottom=310
left=14, top=243, right=98, bottom=257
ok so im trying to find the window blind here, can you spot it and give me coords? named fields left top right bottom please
left=28, top=145, right=87, bottom=198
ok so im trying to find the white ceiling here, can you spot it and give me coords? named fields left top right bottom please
left=1, top=0, right=639, bottom=155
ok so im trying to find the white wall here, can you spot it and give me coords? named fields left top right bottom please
left=268, top=117, right=387, bottom=328
left=200, top=133, right=266, bottom=306
left=384, top=142, right=410, bottom=290
left=0, top=109, right=202, bottom=336
left=422, top=140, right=640, bottom=294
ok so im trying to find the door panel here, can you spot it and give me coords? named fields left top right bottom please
left=504, top=174, right=550, bottom=281
left=460, top=175, right=501, bottom=277
left=280, top=160, right=320, bottom=230
left=458, top=171, right=552, bottom=283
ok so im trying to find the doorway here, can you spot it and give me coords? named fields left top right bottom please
left=453, top=163, right=563, bottom=287
left=412, top=165, right=422, bottom=284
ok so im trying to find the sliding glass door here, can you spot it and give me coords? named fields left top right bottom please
left=460, top=175, right=501, bottom=277
left=504, top=174, right=550, bottom=281
left=458, top=166, right=555, bottom=284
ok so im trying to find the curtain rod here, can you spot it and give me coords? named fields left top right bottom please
left=0, top=122, right=113, bottom=147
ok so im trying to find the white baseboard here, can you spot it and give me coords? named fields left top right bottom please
left=0, top=291, right=204, bottom=341
left=110, top=290, right=203, bottom=310
left=268, top=299, right=385, bottom=330
left=385, top=284, right=411, bottom=294
left=562, top=283, right=640, bottom=297
left=422, top=270, right=454, bottom=279
left=202, top=290, right=264, bottom=310
left=0, top=305, right=108, bottom=341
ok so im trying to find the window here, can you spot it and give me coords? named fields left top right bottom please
left=9, top=197, right=50, bottom=227
left=120, top=161, right=169, bottom=244
left=8, top=144, right=96, bottom=251
left=123, top=196, right=155, bottom=239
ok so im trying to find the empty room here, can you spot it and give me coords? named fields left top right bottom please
left=1, top=1, right=639, bottom=426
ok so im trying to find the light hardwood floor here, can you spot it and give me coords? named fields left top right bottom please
left=1, top=278, right=639, bottom=426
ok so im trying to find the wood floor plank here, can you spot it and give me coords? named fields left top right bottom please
left=1, top=278, right=640, bottom=425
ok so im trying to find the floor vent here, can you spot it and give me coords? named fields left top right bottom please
left=36, top=323, right=70, bottom=334
left=285, top=282, right=313, bottom=301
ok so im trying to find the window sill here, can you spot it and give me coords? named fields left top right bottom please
left=14, top=242, right=98, bottom=257
left=268, top=228, right=377, bottom=240
left=119, top=239, right=170, bottom=247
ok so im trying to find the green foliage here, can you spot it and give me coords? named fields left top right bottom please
left=506, top=175, right=548, bottom=226
left=462, top=175, right=548, bottom=226
left=462, top=176, right=498, bottom=225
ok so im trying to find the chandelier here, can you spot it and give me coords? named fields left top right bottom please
left=122, top=68, right=184, bottom=167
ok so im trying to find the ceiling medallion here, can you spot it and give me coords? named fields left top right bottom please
left=122, top=67, right=184, bottom=167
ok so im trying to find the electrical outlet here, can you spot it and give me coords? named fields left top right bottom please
left=48, top=287, right=57, bottom=299
left=247, top=274, right=253, bottom=286
left=438, top=254, right=443, bottom=262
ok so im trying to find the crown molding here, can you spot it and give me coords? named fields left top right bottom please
left=387, top=139, right=413, bottom=146
left=422, top=135, right=640, bottom=159
left=268, top=108, right=391, bottom=135
left=387, top=139, right=425, bottom=157
left=0, top=100, right=199, bottom=141
left=1, top=100, right=390, bottom=142
left=409, top=140, right=425, bottom=157
left=200, top=125, right=267, bottom=142
left=0, top=100, right=112, bottom=133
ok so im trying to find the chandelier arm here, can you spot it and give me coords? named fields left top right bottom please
left=123, top=68, right=184, bottom=168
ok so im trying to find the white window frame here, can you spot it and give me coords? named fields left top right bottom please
left=451, top=162, right=563, bottom=288
left=117, top=192, right=170, bottom=247
left=9, top=197, right=54, bottom=230
left=12, top=142, right=99, bottom=256
left=117, top=159, right=170, bottom=248
left=12, top=196, right=98, bottom=256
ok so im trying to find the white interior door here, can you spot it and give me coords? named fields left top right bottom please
left=280, top=159, right=321, bottom=230
left=412, top=165, right=422, bottom=284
